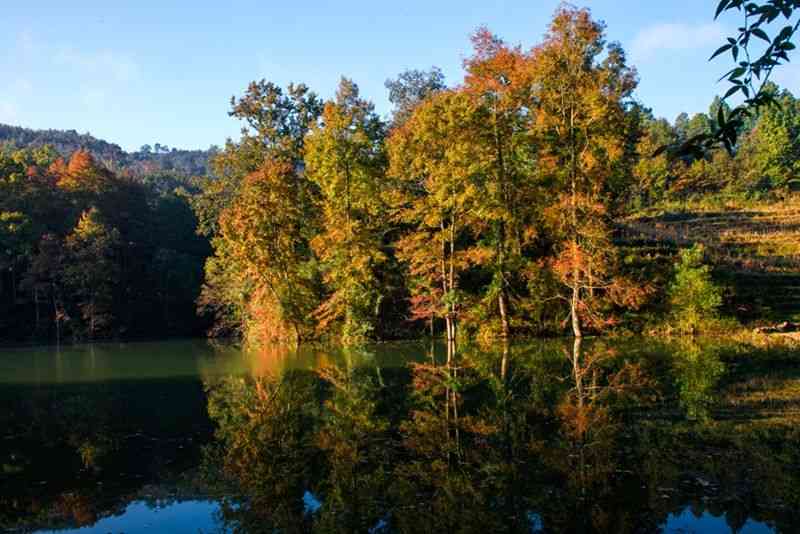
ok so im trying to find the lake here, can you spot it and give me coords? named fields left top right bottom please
left=1, top=337, right=798, bottom=533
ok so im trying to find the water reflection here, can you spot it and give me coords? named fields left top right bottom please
left=1, top=338, right=799, bottom=532
left=670, top=340, right=725, bottom=421
left=663, top=508, right=773, bottom=533
left=34, top=500, right=224, bottom=534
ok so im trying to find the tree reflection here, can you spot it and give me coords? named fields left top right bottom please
left=670, top=340, right=725, bottom=421
left=203, top=369, right=319, bottom=533
left=198, top=339, right=800, bottom=533
left=314, top=346, right=391, bottom=531
left=539, top=337, right=655, bottom=533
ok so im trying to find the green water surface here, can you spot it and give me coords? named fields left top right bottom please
left=1, top=337, right=797, bottom=533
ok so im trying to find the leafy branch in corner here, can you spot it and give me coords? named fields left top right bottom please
left=658, top=0, right=798, bottom=158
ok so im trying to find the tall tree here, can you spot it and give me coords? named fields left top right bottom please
left=385, top=67, right=447, bottom=126
left=463, top=27, right=540, bottom=341
left=209, top=158, right=322, bottom=343
left=195, top=81, right=323, bottom=341
left=305, top=78, right=387, bottom=345
left=532, top=6, right=643, bottom=338
left=387, top=90, right=485, bottom=360
left=740, top=87, right=800, bottom=188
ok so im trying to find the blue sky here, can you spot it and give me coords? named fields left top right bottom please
left=2, top=1, right=798, bottom=152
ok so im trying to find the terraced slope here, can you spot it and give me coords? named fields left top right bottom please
left=618, top=198, right=800, bottom=324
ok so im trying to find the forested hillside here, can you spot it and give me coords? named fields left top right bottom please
left=0, top=123, right=215, bottom=176
left=0, top=145, right=210, bottom=342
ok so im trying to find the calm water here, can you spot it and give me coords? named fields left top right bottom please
left=1, top=337, right=798, bottom=533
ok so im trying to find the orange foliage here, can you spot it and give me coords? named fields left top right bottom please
left=66, top=148, right=94, bottom=175
left=55, top=149, right=112, bottom=192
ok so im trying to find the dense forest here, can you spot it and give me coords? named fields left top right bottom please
left=1, top=4, right=799, bottom=345
left=0, top=145, right=209, bottom=342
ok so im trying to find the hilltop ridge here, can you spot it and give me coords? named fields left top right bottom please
left=0, top=123, right=214, bottom=176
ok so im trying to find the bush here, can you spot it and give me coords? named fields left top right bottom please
left=668, top=244, right=723, bottom=334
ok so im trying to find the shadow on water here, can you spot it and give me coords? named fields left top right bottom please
left=1, top=337, right=799, bottom=532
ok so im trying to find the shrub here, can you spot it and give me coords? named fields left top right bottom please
left=668, top=244, right=723, bottom=334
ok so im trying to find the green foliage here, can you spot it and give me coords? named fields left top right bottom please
left=385, top=67, right=446, bottom=126
left=0, top=123, right=213, bottom=176
left=632, top=83, right=800, bottom=205
left=306, top=79, right=387, bottom=346
left=692, top=0, right=800, bottom=153
left=9, top=5, right=800, bottom=345
left=738, top=87, right=800, bottom=189
left=194, top=81, right=324, bottom=344
left=668, top=245, right=724, bottom=333
left=0, top=144, right=210, bottom=342
left=0, top=211, right=33, bottom=268
left=62, top=208, right=121, bottom=339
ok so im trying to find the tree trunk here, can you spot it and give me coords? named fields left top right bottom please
left=571, top=279, right=583, bottom=339
left=34, top=286, right=40, bottom=332
left=572, top=336, right=584, bottom=407
left=569, top=102, right=582, bottom=340
left=500, top=339, right=509, bottom=382
left=440, top=220, right=452, bottom=364
left=448, top=213, right=457, bottom=364
left=499, top=291, right=510, bottom=340
left=52, top=288, right=61, bottom=346
left=493, top=104, right=512, bottom=343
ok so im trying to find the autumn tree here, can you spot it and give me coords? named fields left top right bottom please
left=532, top=6, right=644, bottom=338
left=0, top=140, right=209, bottom=343
left=195, top=81, right=323, bottom=342
left=305, top=78, right=387, bottom=345
left=388, top=90, right=485, bottom=360
left=63, top=208, right=121, bottom=339
left=54, top=149, right=114, bottom=194
left=210, top=158, right=323, bottom=343
left=462, top=27, right=540, bottom=341
left=192, top=81, right=321, bottom=241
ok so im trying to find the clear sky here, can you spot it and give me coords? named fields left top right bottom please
left=2, top=1, right=798, bottom=152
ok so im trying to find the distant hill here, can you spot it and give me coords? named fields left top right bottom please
left=0, top=123, right=215, bottom=176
